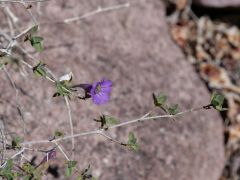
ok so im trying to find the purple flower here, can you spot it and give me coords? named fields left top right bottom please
left=76, top=79, right=112, bottom=105
left=90, top=79, right=112, bottom=105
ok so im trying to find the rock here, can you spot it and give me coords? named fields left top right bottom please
left=0, top=0, right=224, bottom=179
left=193, top=0, right=240, bottom=8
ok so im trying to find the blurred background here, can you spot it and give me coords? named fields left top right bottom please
left=166, top=0, right=240, bottom=179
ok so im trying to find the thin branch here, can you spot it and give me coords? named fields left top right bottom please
left=20, top=154, right=31, bottom=163
left=0, top=148, right=25, bottom=168
left=16, top=44, right=58, bottom=82
left=0, top=127, right=6, bottom=164
left=4, top=6, right=15, bottom=37
left=3, top=65, right=26, bottom=136
left=13, top=25, right=33, bottom=40
left=22, top=105, right=209, bottom=146
left=53, top=142, right=70, bottom=161
left=22, top=130, right=101, bottom=145
left=139, top=111, right=152, bottom=119
left=99, top=132, right=126, bottom=146
left=24, top=147, right=50, bottom=153
left=20, top=0, right=37, bottom=24
left=109, top=106, right=205, bottom=129
left=3, top=5, right=18, bottom=24
left=19, top=58, right=33, bottom=69
left=23, top=139, right=50, bottom=145
left=64, top=96, right=75, bottom=159
left=51, top=3, right=130, bottom=24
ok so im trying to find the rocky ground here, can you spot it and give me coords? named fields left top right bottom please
left=0, top=0, right=228, bottom=179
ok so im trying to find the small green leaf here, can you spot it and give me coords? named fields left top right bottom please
left=0, top=160, right=16, bottom=180
left=128, top=132, right=137, bottom=144
left=1, top=159, right=13, bottom=172
left=77, top=175, right=83, bottom=180
left=30, top=36, right=43, bottom=44
left=66, top=161, right=77, bottom=177
left=129, top=143, right=139, bottom=151
left=24, top=26, right=44, bottom=52
left=22, top=162, right=40, bottom=179
left=33, top=42, right=43, bottom=52
left=32, top=169, right=41, bottom=179
left=98, top=115, right=119, bottom=129
left=127, top=132, right=139, bottom=151
left=30, top=36, right=43, bottom=52
left=54, top=130, right=64, bottom=138
left=11, top=136, right=22, bottom=149
left=54, top=81, right=72, bottom=97
left=5, top=159, right=13, bottom=170
left=31, top=25, right=38, bottom=34
left=33, top=61, right=47, bottom=77
left=104, top=115, right=118, bottom=126
left=22, top=163, right=35, bottom=174
left=0, top=159, right=14, bottom=180
left=211, top=92, right=227, bottom=111
left=66, top=166, right=72, bottom=177
left=153, top=93, right=167, bottom=107
left=168, top=104, right=179, bottom=115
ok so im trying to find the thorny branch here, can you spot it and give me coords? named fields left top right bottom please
left=0, top=0, right=132, bottom=172
left=22, top=105, right=210, bottom=146
left=59, top=3, right=130, bottom=24
left=0, top=104, right=211, bottom=168
left=0, top=0, right=217, bottom=178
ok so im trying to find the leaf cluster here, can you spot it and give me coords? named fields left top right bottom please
left=11, top=136, right=22, bottom=149
left=0, top=161, right=40, bottom=180
left=66, top=161, right=77, bottom=177
left=22, top=162, right=40, bottom=180
left=33, top=61, right=47, bottom=77
left=24, top=25, right=44, bottom=52
left=152, top=93, right=179, bottom=115
left=53, top=81, right=74, bottom=97
left=0, top=160, right=19, bottom=180
left=97, top=115, right=118, bottom=129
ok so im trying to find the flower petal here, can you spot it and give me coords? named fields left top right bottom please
left=90, top=82, right=100, bottom=96
left=100, top=79, right=112, bottom=93
left=92, top=92, right=109, bottom=105
left=101, top=79, right=112, bottom=87
left=89, top=79, right=112, bottom=105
